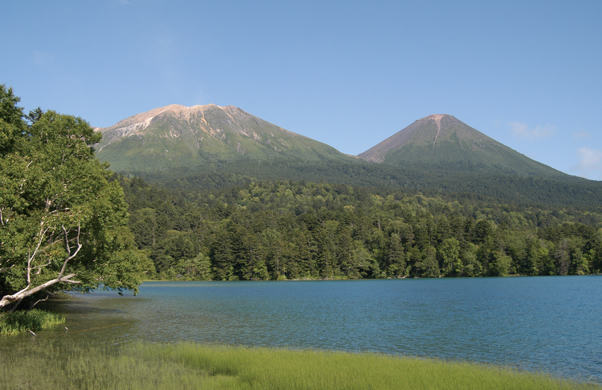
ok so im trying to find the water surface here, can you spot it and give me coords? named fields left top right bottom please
left=3, top=276, right=601, bottom=381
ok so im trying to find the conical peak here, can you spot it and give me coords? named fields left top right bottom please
left=424, top=114, right=447, bottom=121
left=415, top=114, right=468, bottom=135
left=358, top=114, right=483, bottom=163
left=418, top=114, right=456, bottom=125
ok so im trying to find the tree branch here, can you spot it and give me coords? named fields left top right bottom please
left=32, top=293, right=51, bottom=308
left=12, top=225, right=49, bottom=297
left=58, top=224, right=81, bottom=279
left=0, top=274, right=80, bottom=308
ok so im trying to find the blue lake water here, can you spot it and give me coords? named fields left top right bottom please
left=5, top=276, right=602, bottom=381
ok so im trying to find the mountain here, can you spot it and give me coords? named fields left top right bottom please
left=96, top=108, right=602, bottom=207
left=95, top=104, right=353, bottom=172
left=358, top=114, right=564, bottom=178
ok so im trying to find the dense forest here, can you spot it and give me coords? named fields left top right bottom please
left=126, top=158, right=602, bottom=208
left=116, top=176, right=602, bottom=281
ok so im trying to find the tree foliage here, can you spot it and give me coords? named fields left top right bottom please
left=0, top=86, right=150, bottom=309
left=117, top=176, right=602, bottom=281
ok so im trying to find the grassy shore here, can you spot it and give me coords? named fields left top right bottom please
left=0, top=340, right=599, bottom=390
left=0, top=309, right=65, bottom=336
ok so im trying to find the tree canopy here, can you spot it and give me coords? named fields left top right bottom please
left=117, top=176, right=602, bottom=281
left=0, top=85, right=150, bottom=309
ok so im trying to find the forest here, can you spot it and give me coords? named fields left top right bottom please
left=117, top=176, right=602, bottom=281
left=129, top=157, right=602, bottom=208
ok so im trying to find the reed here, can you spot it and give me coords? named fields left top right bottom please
left=0, top=309, right=65, bottom=336
left=0, top=340, right=599, bottom=390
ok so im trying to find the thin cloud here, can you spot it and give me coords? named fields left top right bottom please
left=509, top=122, right=555, bottom=141
left=573, top=130, right=590, bottom=140
left=573, top=147, right=602, bottom=180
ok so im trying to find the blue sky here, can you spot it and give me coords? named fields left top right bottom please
left=2, top=0, right=601, bottom=179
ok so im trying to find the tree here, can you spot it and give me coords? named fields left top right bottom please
left=439, top=238, right=462, bottom=277
left=0, top=86, right=150, bottom=309
left=170, top=253, right=213, bottom=281
left=414, top=246, right=440, bottom=278
left=461, top=243, right=482, bottom=277
left=491, top=252, right=512, bottom=277
left=384, top=233, right=406, bottom=277
left=555, top=239, right=571, bottom=276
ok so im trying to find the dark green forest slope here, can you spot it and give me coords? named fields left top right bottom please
left=126, top=158, right=602, bottom=208
left=117, top=176, right=602, bottom=281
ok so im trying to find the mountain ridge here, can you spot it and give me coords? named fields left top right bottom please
left=94, top=105, right=602, bottom=206
left=95, top=104, right=353, bottom=172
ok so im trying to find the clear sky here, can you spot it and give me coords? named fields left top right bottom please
left=2, top=1, right=601, bottom=180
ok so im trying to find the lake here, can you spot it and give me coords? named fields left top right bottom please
left=2, top=276, right=601, bottom=382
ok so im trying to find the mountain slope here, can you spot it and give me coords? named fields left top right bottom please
left=95, top=104, right=353, bottom=172
left=96, top=108, right=602, bottom=207
left=358, top=114, right=564, bottom=178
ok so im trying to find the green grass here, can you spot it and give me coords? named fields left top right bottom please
left=0, top=309, right=65, bottom=336
left=0, top=340, right=599, bottom=390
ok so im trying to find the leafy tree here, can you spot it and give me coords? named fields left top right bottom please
left=524, top=239, right=543, bottom=276
left=439, top=238, right=462, bottom=276
left=0, top=86, right=150, bottom=309
left=175, top=253, right=213, bottom=280
left=351, top=240, right=379, bottom=278
left=461, top=244, right=482, bottom=276
left=130, top=208, right=158, bottom=248
left=414, top=246, right=440, bottom=278
left=491, top=252, right=513, bottom=277
left=384, top=233, right=406, bottom=277
left=555, top=239, right=571, bottom=276
left=570, top=248, right=589, bottom=275
left=114, top=169, right=602, bottom=281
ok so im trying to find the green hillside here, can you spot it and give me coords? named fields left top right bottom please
left=96, top=104, right=354, bottom=172
left=129, top=158, right=602, bottom=208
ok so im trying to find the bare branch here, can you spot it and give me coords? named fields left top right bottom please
left=49, top=207, right=70, bottom=215
left=32, top=293, right=51, bottom=308
left=58, top=224, right=81, bottom=279
left=34, top=258, right=53, bottom=274
left=30, top=226, right=49, bottom=262
left=9, top=299, right=23, bottom=313
left=0, top=265, right=15, bottom=274
left=60, top=279, right=81, bottom=285
left=12, top=226, right=49, bottom=297
left=0, top=274, right=80, bottom=308
left=26, top=249, right=32, bottom=286
left=62, top=225, right=71, bottom=254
